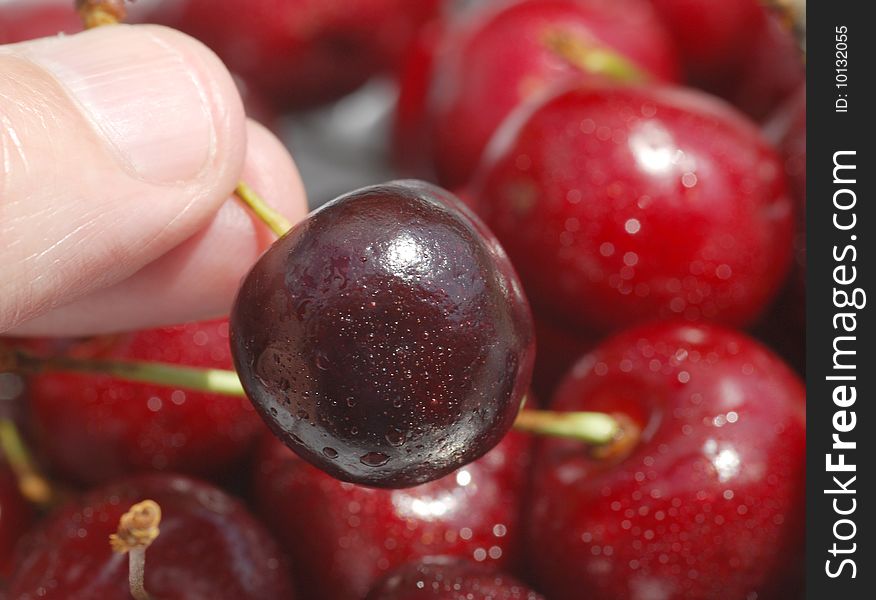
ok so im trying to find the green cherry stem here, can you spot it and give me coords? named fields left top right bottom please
left=542, top=28, right=648, bottom=83
left=234, top=181, right=294, bottom=237
left=8, top=348, right=622, bottom=446
left=514, top=409, right=620, bottom=445
left=12, top=349, right=245, bottom=397
left=0, top=418, right=54, bottom=507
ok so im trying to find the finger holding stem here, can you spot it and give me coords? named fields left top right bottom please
left=235, top=181, right=294, bottom=237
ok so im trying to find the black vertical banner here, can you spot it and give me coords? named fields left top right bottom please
left=806, top=1, right=874, bottom=598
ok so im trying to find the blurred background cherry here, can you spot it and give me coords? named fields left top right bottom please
left=254, top=432, right=531, bottom=599
left=6, top=473, right=296, bottom=598
left=26, top=320, right=263, bottom=486
left=393, top=0, right=680, bottom=188
left=0, top=464, right=34, bottom=577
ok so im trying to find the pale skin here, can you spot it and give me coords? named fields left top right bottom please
left=0, top=24, right=308, bottom=337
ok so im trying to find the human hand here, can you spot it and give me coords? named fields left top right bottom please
left=0, top=24, right=307, bottom=336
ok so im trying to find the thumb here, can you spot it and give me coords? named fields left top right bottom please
left=0, top=24, right=246, bottom=332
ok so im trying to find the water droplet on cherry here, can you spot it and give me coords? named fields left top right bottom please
left=360, top=452, right=391, bottom=467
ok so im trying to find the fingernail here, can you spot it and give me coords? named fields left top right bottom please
left=23, top=25, right=215, bottom=183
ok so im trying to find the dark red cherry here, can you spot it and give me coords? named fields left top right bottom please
left=649, top=0, right=803, bottom=120
left=144, top=0, right=441, bottom=109
left=7, top=473, right=295, bottom=599
left=648, top=0, right=764, bottom=85
left=0, top=465, right=34, bottom=577
left=366, top=557, right=544, bottom=600
left=527, top=321, right=806, bottom=599
left=27, top=320, right=263, bottom=485
left=231, top=180, right=534, bottom=488
left=705, top=13, right=804, bottom=121
left=254, top=431, right=530, bottom=599
left=472, top=84, right=794, bottom=334
left=0, top=0, right=82, bottom=44
left=395, top=0, right=680, bottom=188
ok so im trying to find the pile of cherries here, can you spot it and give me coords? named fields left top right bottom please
left=1, top=0, right=806, bottom=598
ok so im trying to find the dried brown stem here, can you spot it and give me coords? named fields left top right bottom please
left=110, top=499, right=162, bottom=600
left=75, top=0, right=127, bottom=29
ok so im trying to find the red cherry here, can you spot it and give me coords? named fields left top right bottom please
left=392, top=18, right=445, bottom=179
left=472, top=84, right=794, bottom=334
left=648, top=0, right=764, bottom=84
left=706, top=14, right=804, bottom=121
left=253, top=431, right=531, bottom=599
left=366, top=557, right=544, bottom=600
left=526, top=321, right=806, bottom=599
left=396, top=0, right=680, bottom=188
left=0, top=0, right=82, bottom=44
left=146, top=0, right=442, bottom=109
left=649, top=0, right=803, bottom=120
left=0, top=465, right=34, bottom=577
left=27, top=320, right=263, bottom=485
left=7, top=473, right=295, bottom=599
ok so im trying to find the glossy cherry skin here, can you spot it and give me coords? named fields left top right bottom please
left=526, top=321, right=806, bottom=599
left=253, top=431, right=531, bottom=600
left=149, top=0, right=441, bottom=109
left=0, top=465, right=34, bottom=577
left=0, top=0, right=82, bottom=44
left=395, top=0, right=680, bottom=188
left=231, top=180, right=534, bottom=488
left=7, top=473, right=295, bottom=599
left=366, top=557, right=544, bottom=600
left=472, top=85, right=794, bottom=334
left=27, top=320, right=263, bottom=485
